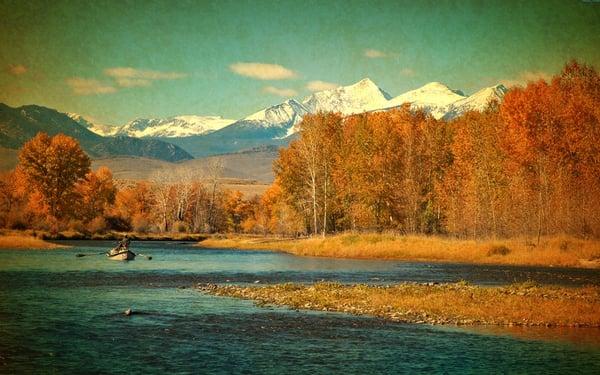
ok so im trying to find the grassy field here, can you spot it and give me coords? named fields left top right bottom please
left=199, top=281, right=600, bottom=327
left=198, top=233, right=600, bottom=268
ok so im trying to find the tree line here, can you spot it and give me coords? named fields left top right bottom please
left=0, top=61, right=598, bottom=240
left=274, top=61, right=600, bottom=240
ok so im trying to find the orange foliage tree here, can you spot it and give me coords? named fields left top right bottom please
left=16, top=133, right=91, bottom=221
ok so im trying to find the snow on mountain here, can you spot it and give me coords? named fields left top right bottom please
left=243, top=99, right=308, bottom=128
left=443, top=84, right=508, bottom=120
left=302, top=78, right=391, bottom=115
left=67, top=113, right=119, bottom=136
left=382, top=82, right=467, bottom=119
left=115, top=115, right=235, bottom=138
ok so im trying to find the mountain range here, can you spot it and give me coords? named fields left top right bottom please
left=1, top=78, right=507, bottom=160
left=0, top=104, right=192, bottom=162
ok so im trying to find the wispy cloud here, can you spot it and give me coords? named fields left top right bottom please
left=306, top=80, right=338, bottom=92
left=104, top=67, right=187, bottom=80
left=364, top=49, right=387, bottom=59
left=6, top=64, right=28, bottom=76
left=104, top=67, right=187, bottom=87
left=500, top=70, right=552, bottom=87
left=262, top=86, right=298, bottom=97
left=230, top=62, right=297, bottom=80
left=113, top=78, right=152, bottom=87
left=66, top=78, right=117, bottom=95
left=400, top=68, right=415, bottom=77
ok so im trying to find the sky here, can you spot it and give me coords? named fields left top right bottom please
left=1, top=0, right=599, bottom=125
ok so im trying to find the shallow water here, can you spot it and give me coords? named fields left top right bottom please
left=1, top=241, right=599, bottom=374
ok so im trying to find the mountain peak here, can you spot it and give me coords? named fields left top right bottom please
left=302, top=78, right=391, bottom=115
left=421, top=81, right=450, bottom=90
left=115, top=115, right=235, bottom=138
left=351, top=77, right=377, bottom=88
left=443, top=83, right=508, bottom=120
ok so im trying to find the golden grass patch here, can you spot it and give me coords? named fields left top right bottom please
left=200, top=282, right=600, bottom=327
left=198, top=233, right=600, bottom=268
left=0, top=234, right=65, bottom=249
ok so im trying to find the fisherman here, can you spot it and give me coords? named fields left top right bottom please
left=118, top=234, right=130, bottom=250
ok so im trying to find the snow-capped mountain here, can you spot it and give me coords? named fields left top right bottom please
left=381, top=82, right=467, bottom=119
left=443, top=84, right=508, bottom=120
left=114, top=115, right=235, bottom=138
left=243, top=99, right=308, bottom=128
left=302, top=78, right=391, bottom=115
left=68, top=113, right=119, bottom=136
left=65, top=78, right=509, bottom=157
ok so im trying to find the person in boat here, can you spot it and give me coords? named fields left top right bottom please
left=117, top=234, right=130, bottom=251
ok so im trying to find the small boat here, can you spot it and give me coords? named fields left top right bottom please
left=107, top=246, right=136, bottom=261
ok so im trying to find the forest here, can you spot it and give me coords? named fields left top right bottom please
left=0, top=61, right=598, bottom=241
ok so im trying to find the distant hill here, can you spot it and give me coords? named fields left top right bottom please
left=91, top=146, right=278, bottom=183
left=0, top=103, right=193, bottom=162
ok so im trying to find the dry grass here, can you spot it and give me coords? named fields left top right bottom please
left=198, top=233, right=600, bottom=268
left=0, top=234, right=65, bottom=249
left=200, top=282, right=600, bottom=327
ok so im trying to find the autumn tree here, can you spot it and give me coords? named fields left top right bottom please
left=113, top=181, right=156, bottom=232
left=275, top=113, right=343, bottom=235
left=17, top=133, right=91, bottom=220
left=75, top=166, right=117, bottom=223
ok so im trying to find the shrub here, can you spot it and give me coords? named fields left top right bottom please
left=173, top=220, right=189, bottom=233
left=487, top=245, right=511, bottom=256
left=104, top=215, right=131, bottom=232
left=132, top=214, right=152, bottom=233
left=87, top=216, right=108, bottom=234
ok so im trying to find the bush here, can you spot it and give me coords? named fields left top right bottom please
left=87, top=216, right=108, bottom=234
left=68, top=219, right=87, bottom=234
left=104, top=215, right=131, bottom=232
left=132, top=214, right=152, bottom=233
left=173, top=220, right=189, bottom=233
left=487, top=245, right=511, bottom=256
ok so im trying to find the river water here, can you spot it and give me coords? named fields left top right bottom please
left=1, top=241, right=599, bottom=374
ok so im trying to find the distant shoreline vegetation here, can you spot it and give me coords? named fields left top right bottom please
left=0, top=61, right=599, bottom=257
left=198, top=233, right=600, bottom=269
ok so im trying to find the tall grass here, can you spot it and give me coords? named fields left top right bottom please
left=199, top=233, right=600, bottom=268
left=0, top=234, right=64, bottom=249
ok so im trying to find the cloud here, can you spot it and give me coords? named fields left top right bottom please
left=6, top=64, right=27, bottom=76
left=114, top=78, right=152, bottom=87
left=66, top=78, right=117, bottom=95
left=104, top=67, right=187, bottom=87
left=306, top=80, right=339, bottom=92
left=262, top=86, right=298, bottom=97
left=364, top=49, right=387, bottom=59
left=104, top=67, right=187, bottom=80
left=229, top=62, right=297, bottom=80
left=500, top=70, right=552, bottom=87
left=400, top=68, right=415, bottom=77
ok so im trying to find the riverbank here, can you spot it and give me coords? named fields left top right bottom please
left=0, top=229, right=208, bottom=249
left=0, top=234, right=65, bottom=249
left=198, top=233, right=600, bottom=268
left=199, top=282, right=600, bottom=327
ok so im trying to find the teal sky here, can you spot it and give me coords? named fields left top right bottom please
left=1, top=0, right=599, bottom=125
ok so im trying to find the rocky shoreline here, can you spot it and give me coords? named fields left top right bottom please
left=198, top=281, right=600, bottom=328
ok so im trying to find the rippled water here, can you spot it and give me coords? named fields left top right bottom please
left=1, top=241, right=599, bottom=374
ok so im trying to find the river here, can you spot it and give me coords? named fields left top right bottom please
left=1, top=241, right=599, bottom=374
